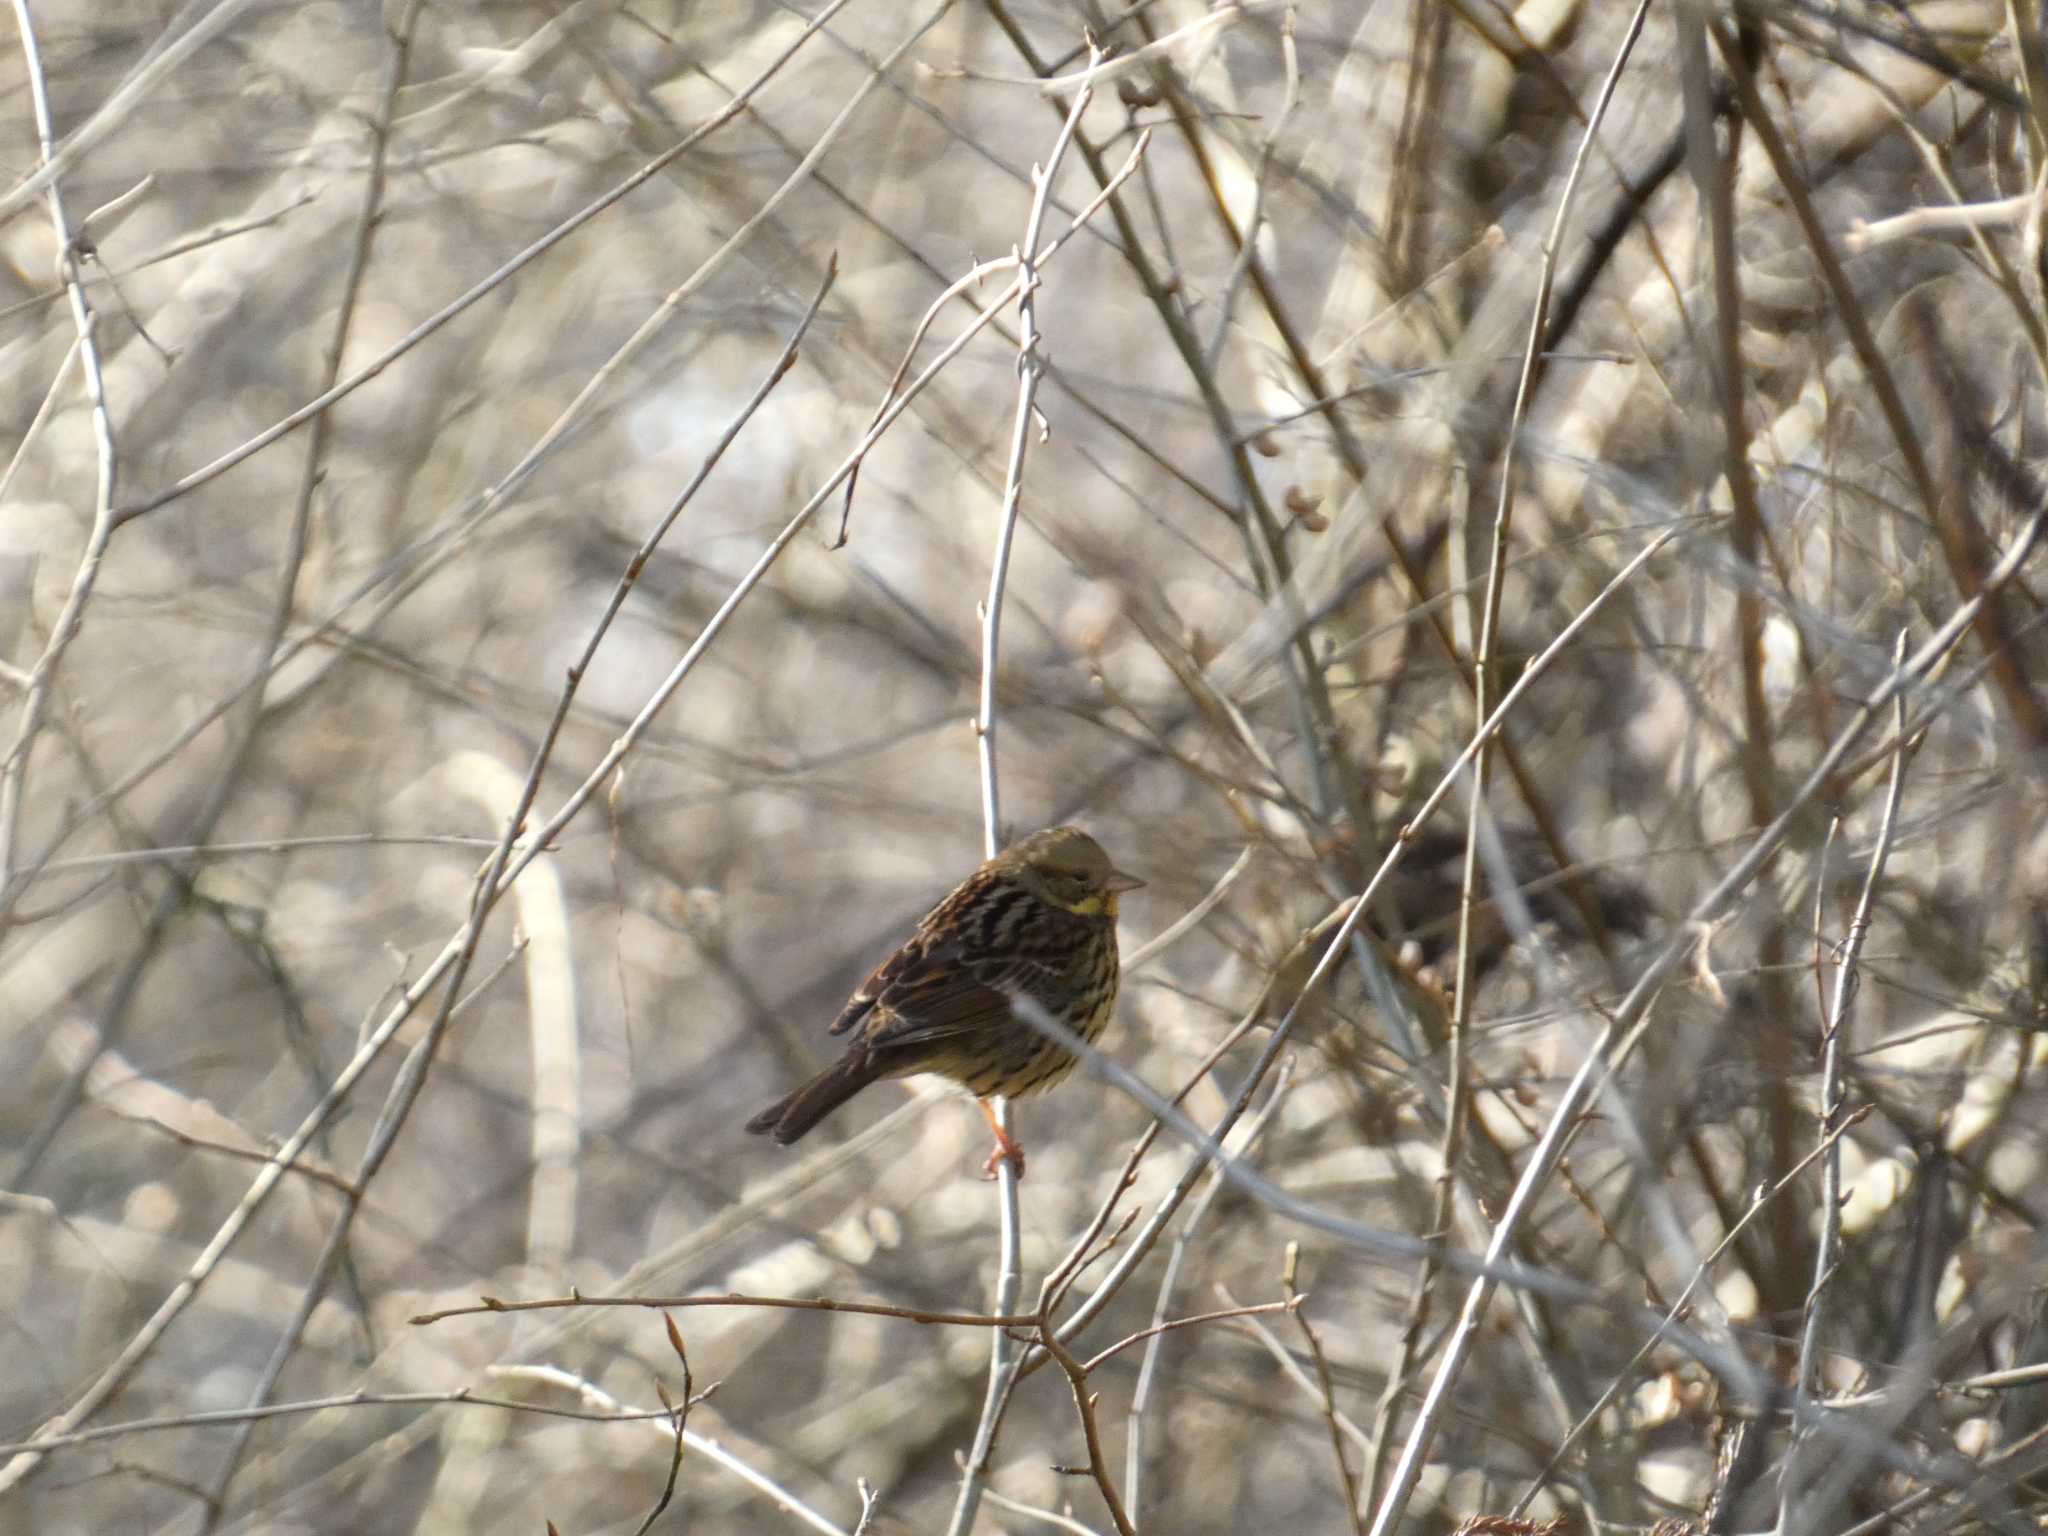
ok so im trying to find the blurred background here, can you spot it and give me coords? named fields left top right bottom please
left=3, top=0, right=2047, bottom=1531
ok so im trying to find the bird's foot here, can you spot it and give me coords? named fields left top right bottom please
left=977, top=1099, right=1027, bottom=1180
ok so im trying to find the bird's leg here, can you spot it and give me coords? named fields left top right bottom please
left=976, top=1098, right=1026, bottom=1180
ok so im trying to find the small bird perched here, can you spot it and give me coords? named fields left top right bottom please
left=745, top=826, right=1142, bottom=1177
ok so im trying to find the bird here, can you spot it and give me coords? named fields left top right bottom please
left=745, top=825, right=1143, bottom=1178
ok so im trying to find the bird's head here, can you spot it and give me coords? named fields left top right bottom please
left=1002, top=826, right=1144, bottom=917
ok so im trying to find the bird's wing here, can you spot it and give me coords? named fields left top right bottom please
left=832, top=934, right=1052, bottom=1054
left=826, top=877, right=987, bottom=1040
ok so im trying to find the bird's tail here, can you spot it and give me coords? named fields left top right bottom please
left=744, top=1051, right=882, bottom=1145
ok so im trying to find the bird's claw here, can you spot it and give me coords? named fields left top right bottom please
left=981, top=1138, right=1027, bottom=1181
left=976, top=1098, right=1027, bottom=1180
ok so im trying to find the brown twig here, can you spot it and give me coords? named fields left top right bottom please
left=412, top=1290, right=1042, bottom=1329
left=1037, top=1326, right=1138, bottom=1536
left=1282, top=1245, right=1365, bottom=1533
left=1082, top=1297, right=1300, bottom=1376
left=628, top=1316, right=694, bottom=1536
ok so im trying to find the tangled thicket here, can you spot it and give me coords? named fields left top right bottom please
left=3, top=3, right=2046, bottom=1533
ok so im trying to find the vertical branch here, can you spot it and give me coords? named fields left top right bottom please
left=1778, top=630, right=1912, bottom=1532
left=992, top=1, right=1367, bottom=843
left=950, top=55, right=1100, bottom=1536
left=0, top=0, right=122, bottom=906
left=1282, top=1242, right=1364, bottom=1534
left=1042, top=1325, right=1138, bottom=1536
left=1199, top=8, right=1300, bottom=380
left=195, top=3, right=428, bottom=1520
left=1365, top=1, right=1652, bottom=1522
left=1681, top=0, right=1810, bottom=1349
left=1122, top=1058, right=1292, bottom=1521
left=1678, top=12, right=1775, bottom=831
left=1359, top=495, right=2048, bottom=1536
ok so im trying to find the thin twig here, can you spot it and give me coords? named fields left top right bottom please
left=1081, top=1297, right=1299, bottom=1375
left=0, top=0, right=906, bottom=901
left=0, top=1386, right=705, bottom=1459
left=1511, top=1104, right=1874, bottom=1513
left=1363, top=503, right=2048, bottom=1535
left=497, top=1365, right=850, bottom=1536
left=0, top=0, right=122, bottom=907
left=1405, top=0, right=1655, bottom=1442
left=412, top=1291, right=1042, bottom=1328
left=1221, top=1277, right=1375, bottom=1462
left=851, top=1477, right=879, bottom=1536
left=0, top=335, right=77, bottom=506
left=980, top=1484, right=1108, bottom=1535
left=35, top=832, right=542, bottom=872
left=1199, top=5, right=1299, bottom=380
left=1120, top=843, right=1252, bottom=972
left=1038, top=1008, right=1265, bottom=1323
left=836, top=126, right=1151, bottom=544
left=1281, top=1244, right=1365, bottom=1533
left=1038, top=1328, right=1138, bottom=1536
left=952, top=54, right=1101, bottom=1536
left=196, top=8, right=428, bottom=1514
left=628, top=1317, right=694, bottom=1536
left=1778, top=629, right=1913, bottom=1533
left=1123, top=1057, right=1293, bottom=1520
left=1026, top=3, right=1252, bottom=96
left=111, top=0, right=867, bottom=523
left=1051, top=519, right=1698, bottom=1370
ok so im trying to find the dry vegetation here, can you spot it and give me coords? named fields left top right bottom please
left=4, top=0, right=2048, bottom=1532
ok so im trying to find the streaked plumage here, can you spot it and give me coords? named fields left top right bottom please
left=744, top=826, right=1141, bottom=1176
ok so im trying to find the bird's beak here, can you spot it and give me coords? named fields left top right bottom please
left=1105, top=869, right=1146, bottom=894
